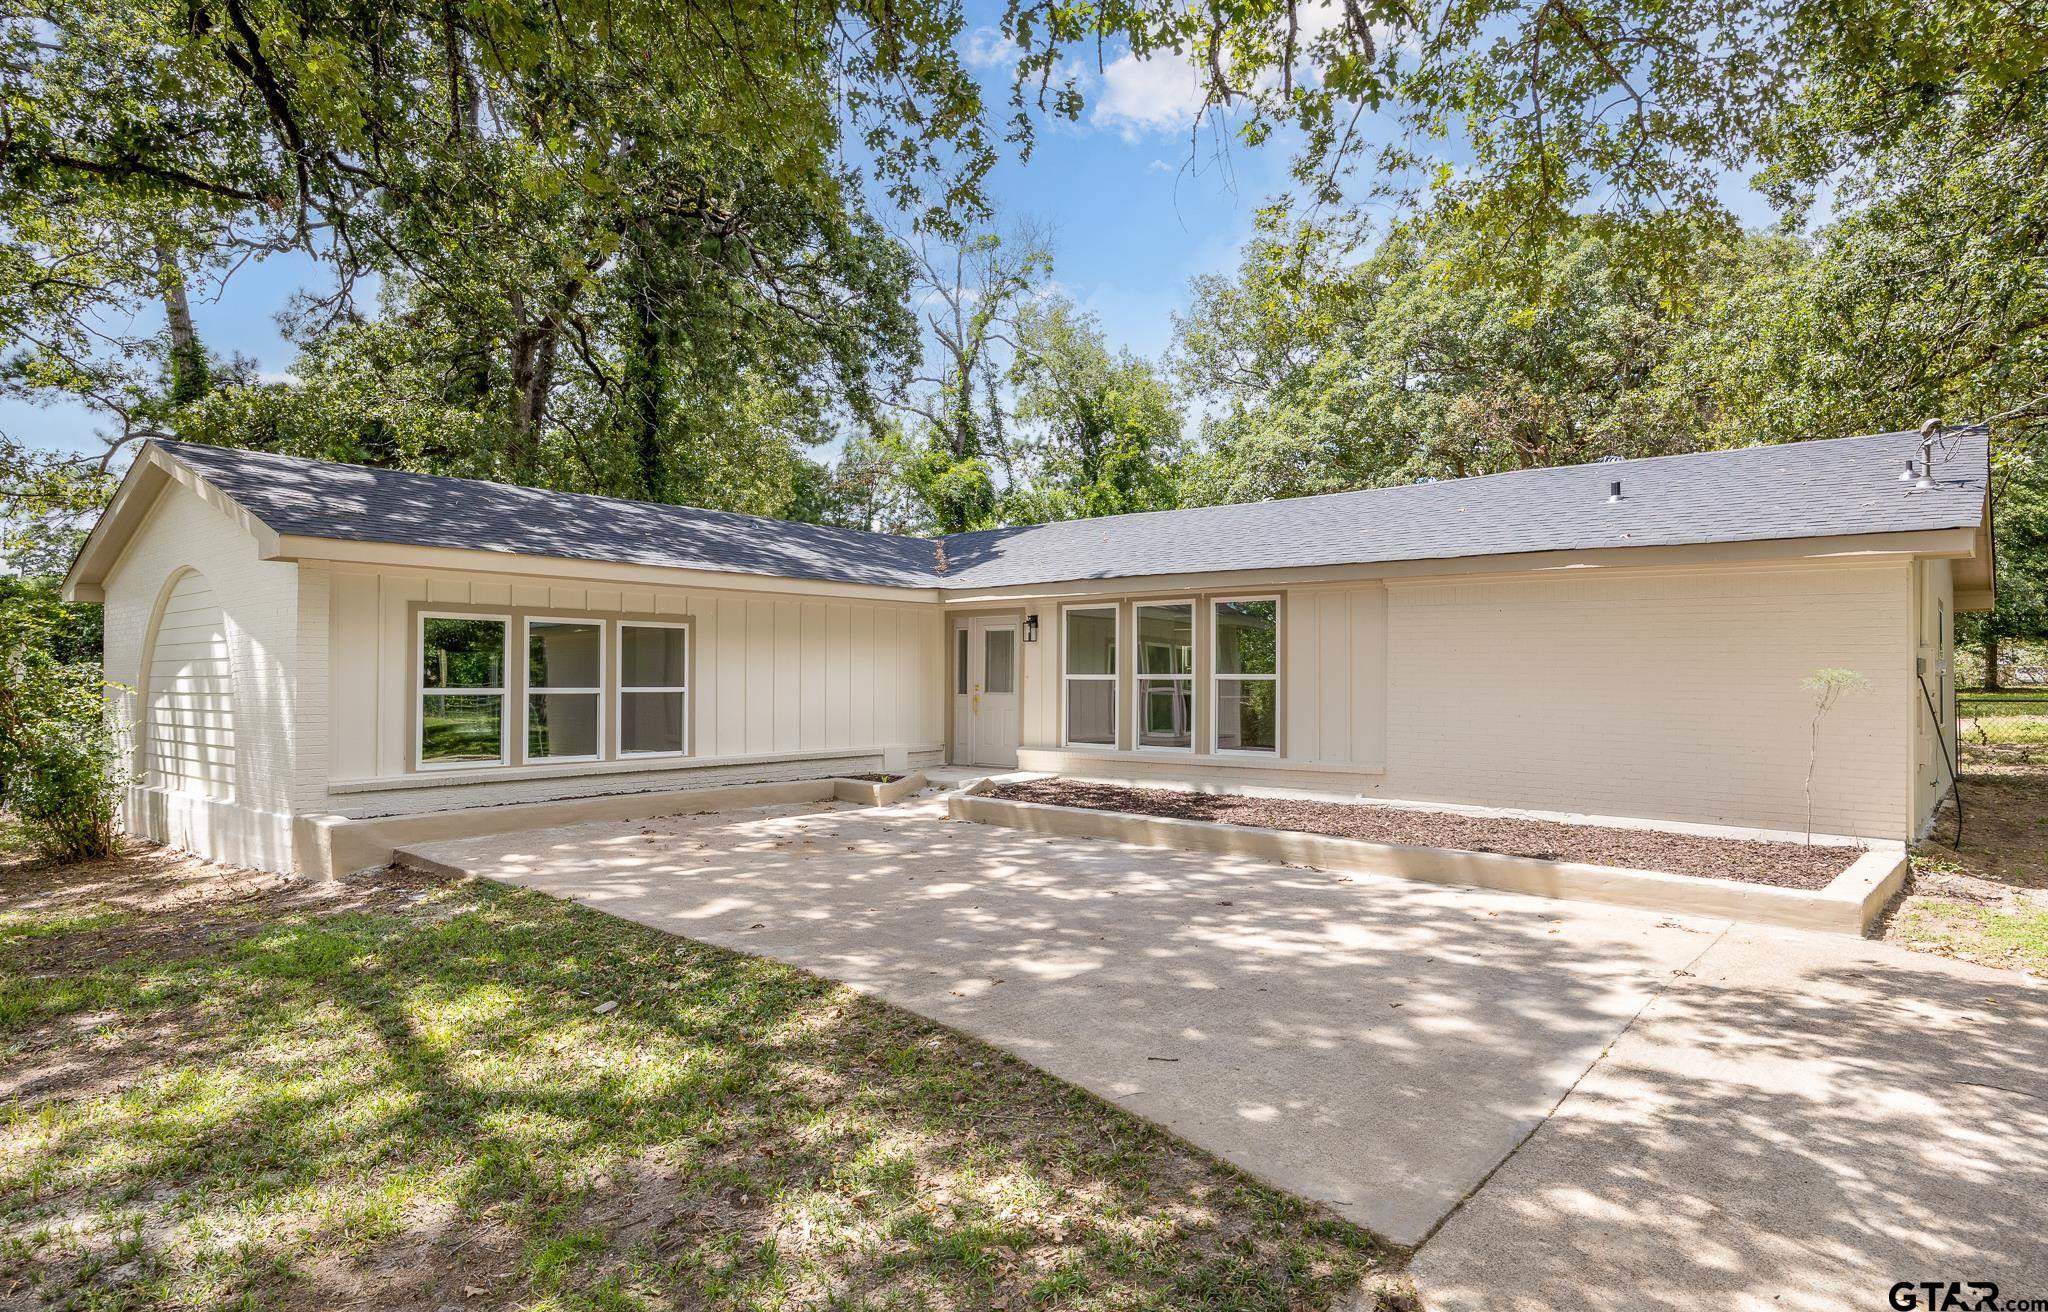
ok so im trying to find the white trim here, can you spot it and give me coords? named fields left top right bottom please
left=417, top=611, right=510, bottom=771
left=523, top=615, right=606, bottom=764
left=1060, top=602, right=1119, bottom=750
left=616, top=620, right=690, bottom=759
left=1132, top=598, right=1196, bottom=753
left=1210, top=594, right=1281, bottom=756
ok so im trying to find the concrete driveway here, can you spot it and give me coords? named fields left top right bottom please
left=399, top=792, right=2048, bottom=1307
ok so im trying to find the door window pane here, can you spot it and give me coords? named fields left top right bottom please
left=1215, top=600, right=1277, bottom=675
left=1136, top=604, right=1192, bottom=674
left=620, top=691, right=685, bottom=755
left=956, top=627, right=969, bottom=694
left=984, top=629, right=1015, bottom=694
left=1216, top=679, right=1278, bottom=752
left=1067, top=680, right=1116, bottom=745
left=422, top=617, right=505, bottom=689
left=528, top=693, right=600, bottom=759
left=1065, top=607, right=1117, bottom=676
left=422, top=693, right=503, bottom=762
left=528, top=619, right=601, bottom=688
left=621, top=625, right=685, bottom=687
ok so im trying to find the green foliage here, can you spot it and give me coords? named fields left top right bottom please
left=1002, top=298, right=1184, bottom=523
left=0, top=582, right=122, bottom=863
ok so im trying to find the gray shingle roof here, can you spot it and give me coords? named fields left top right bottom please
left=150, top=440, right=939, bottom=588
left=149, top=428, right=1988, bottom=592
left=934, top=428, right=1991, bottom=588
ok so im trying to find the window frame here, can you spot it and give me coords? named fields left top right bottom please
left=416, top=610, right=511, bottom=771
left=616, top=620, right=690, bottom=759
left=1131, top=597, right=1197, bottom=754
left=521, top=614, right=607, bottom=765
left=1061, top=602, right=1119, bottom=749
left=1210, top=595, right=1281, bottom=756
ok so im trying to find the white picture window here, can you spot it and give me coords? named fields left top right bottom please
left=525, top=617, right=604, bottom=762
left=619, top=622, right=688, bottom=756
left=1134, top=601, right=1194, bottom=750
left=1213, top=597, right=1279, bottom=754
left=419, top=613, right=508, bottom=768
left=1063, top=604, right=1117, bottom=747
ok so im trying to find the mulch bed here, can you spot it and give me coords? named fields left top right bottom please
left=983, top=779, right=1859, bottom=889
left=842, top=772, right=904, bottom=783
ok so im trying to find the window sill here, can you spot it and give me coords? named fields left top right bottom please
left=331, top=743, right=942, bottom=795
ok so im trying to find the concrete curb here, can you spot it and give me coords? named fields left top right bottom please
left=309, top=773, right=925, bottom=880
left=831, top=771, right=928, bottom=807
left=948, top=781, right=1908, bottom=935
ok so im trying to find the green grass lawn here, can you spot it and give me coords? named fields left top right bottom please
left=0, top=848, right=1391, bottom=1311
left=1892, top=896, right=2048, bottom=976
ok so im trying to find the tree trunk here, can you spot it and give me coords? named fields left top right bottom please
left=158, top=245, right=210, bottom=406
left=1984, top=632, right=2001, bottom=690
left=504, top=281, right=576, bottom=483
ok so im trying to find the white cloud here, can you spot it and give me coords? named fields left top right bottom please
left=960, top=26, right=1018, bottom=69
left=1090, top=51, right=1207, bottom=140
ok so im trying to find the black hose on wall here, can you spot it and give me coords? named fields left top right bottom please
left=1918, top=670, right=1964, bottom=850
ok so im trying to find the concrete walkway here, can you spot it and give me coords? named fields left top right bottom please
left=399, top=792, right=2048, bottom=1307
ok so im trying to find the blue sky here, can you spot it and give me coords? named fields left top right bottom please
left=10, top=11, right=1780, bottom=467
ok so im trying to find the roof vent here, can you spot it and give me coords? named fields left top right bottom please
left=1914, top=418, right=1942, bottom=490
left=1594, top=454, right=1625, bottom=464
left=1900, top=459, right=1918, bottom=481
left=1413, top=475, right=1438, bottom=484
left=1607, top=480, right=1624, bottom=503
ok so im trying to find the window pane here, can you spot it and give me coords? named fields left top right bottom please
left=422, top=618, right=504, bottom=689
left=1066, top=679, right=1115, bottom=745
left=621, top=691, right=685, bottom=754
left=529, top=620, right=601, bottom=689
left=1065, top=608, right=1117, bottom=676
left=422, top=693, right=502, bottom=761
left=528, top=692, right=599, bottom=758
left=1217, top=680, right=1278, bottom=752
left=1215, top=600, right=1277, bottom=676
left=1136, top=604, right=1192, bottom=675
left=1138, top=679, right=1192, bottom=748
left=985, top=629, right=1015, bottom=694
left=622, top=625, right=685, bottom=688
left=956, top=628, right=969, bottom=694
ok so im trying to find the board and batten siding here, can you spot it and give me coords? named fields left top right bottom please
left=324, top=566, right=945, bottom=813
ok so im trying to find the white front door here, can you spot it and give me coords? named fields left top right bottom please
left=953, top=617, right=1020, bottom=767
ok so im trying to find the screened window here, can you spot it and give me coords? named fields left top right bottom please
left=420, top=615, right=508, bottom=767
left=1135, top=602, right=1194, bottom=749
left=525, top=618, right=602, bottom=761
left=619, top=623, right=688, bottom=756
left=1214, top=598, right=1279, bottom=753
left=1064, top=605, right=1117, bottom=746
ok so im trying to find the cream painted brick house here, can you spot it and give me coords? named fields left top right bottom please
left=64, top=429, right=1994, bottom=876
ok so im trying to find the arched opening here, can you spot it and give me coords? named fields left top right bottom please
left=140, top=568, right=237, bottom=800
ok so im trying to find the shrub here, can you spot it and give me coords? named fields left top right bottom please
left=0, top=590, right=124, bottom=863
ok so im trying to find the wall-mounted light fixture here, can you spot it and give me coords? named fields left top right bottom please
left=1023, top=614, right=1039, bottom=642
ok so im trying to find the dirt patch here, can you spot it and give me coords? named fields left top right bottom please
left=984, top=779, right=1860, bottom=888
left=840, top=772, right=904, bottom=783
left=1881, top=741, right=2048, bottom=976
